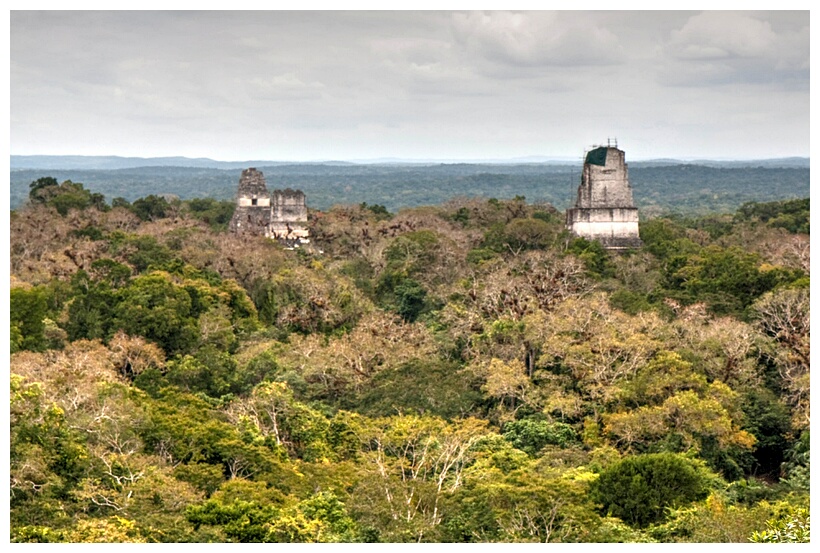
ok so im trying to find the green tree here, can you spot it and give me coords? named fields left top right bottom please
left=165, top=346, right=238, bottom=399
left=352, top=358, right=482, bottom=419
left=486, top=217, right=556, bottom=254
left=350, top=415, right=489, bottom=541
left=64, top=268, right=123, bottom=342
left=591, top=453, right=712, bottom=528
left=502, top=419, right=578, bottom=456
left=118, top=235, right=174, bottom=273
left=566, top=237, right=613, bottom=278
left=113, top=272, right=199, bottom=355
left=130, top=195, right=171, bottom=221
left=184, top=198, right=235, bottom=229
left=28, top=176, right=59, bottom=203
left=392, top=278, right=427, bottom=322
left=441, top=456, right=606, bottom=542
left=28, top=178, right=107, bottom=215
left=10, top=286, right=49, bottom=352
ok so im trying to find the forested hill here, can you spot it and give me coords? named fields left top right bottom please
left=9, top=180, right=810, bottom=543
left=10, top=162, right=809, bottom=216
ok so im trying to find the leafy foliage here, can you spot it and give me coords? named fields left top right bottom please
left=8, top=188, right=810, bottom=543
left=749, top=506, right=810, bottom=543
left=592, top=453, right=712, bottom=528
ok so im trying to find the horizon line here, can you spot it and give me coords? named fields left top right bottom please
left=10, top=153, right=811, bottom=164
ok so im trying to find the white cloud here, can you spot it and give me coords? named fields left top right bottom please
left=9, top=10, right=810, bottom=160
left=661, top=11, right=809, bottom=87
left=668, top=11, right=777, bottom=59
left=451, top=11, right=623, bottom=69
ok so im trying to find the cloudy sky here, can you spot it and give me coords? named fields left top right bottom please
left=10, top=9, right=810, bottom=161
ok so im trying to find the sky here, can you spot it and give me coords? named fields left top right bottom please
left=9, top=7, right=811, bottom=162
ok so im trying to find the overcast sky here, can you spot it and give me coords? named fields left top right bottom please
left=9, top=9, right=810, bottom=161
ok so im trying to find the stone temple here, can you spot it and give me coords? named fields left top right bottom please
left=229, top=168, right=271, bottom=236
left=270, top=189, right=310, bottom=243
left=566, top=144, right=642, bottom=250
left=228, top=168, right=309, bottom=245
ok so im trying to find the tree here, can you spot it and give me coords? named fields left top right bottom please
left=392, top=278, right=428, bottom=322
left=10, top=374, right=89, bottom=511
left=603, top=384, right=757, bottom=456
left=64, top=269, right=120, bottom=342
left=249, top=265, right=371, bottom=334
left=352, top=358, right=483, bottom=420
left=10, top=286, right=49, bottom=352
left=669, top=314, right=764, bottom=388
left=349, top=415, right=488, bottom=541
left=28, top=178, right=107, bottom=215
left=647, top=493, right=791, bottom=543
left=280, top=311, right=438, bottom=401
left=477, top=358, right=532, bottom=421
left=464, top=251, right=590, bottom=322
left=116, top=234, right=174, bottom=273
left=130, top=195, right=171, bottom=221
left=186, top=489, right=361, bottom=543
left=537, top=293, right=663, bottom=407
left=483, top=217, right=556, bottom=255
left=184, top=198, right=235, bottom=229
left=28, top=176, right=59, bottom=203
left=619, top=351, right=707, bottom=407
left=113, top=272, right=199, bottom=355
left=502, top=419, right=578, bottom=456
left=592, top=453, right=711, bottom=528
left=225, top=381, right=335, bottom=462
left=752, top=287, right=810, bottom=430
left=270, top=492, right=360, bottom=542
left=566, top=237, right=613, bottom=277
left=440, top=450, right=605, bottom=543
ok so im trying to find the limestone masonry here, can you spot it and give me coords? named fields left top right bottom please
left=566, top=145, right=642, bottom=249
left=229, top=168, right=309, bottom=245
left=270, top=189, right=310, bottom=243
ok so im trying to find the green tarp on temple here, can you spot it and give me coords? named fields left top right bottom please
left=585, top=147, right=608, bottom=166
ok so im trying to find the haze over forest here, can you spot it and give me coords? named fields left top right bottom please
left=9, top=155, right=810, bottom=217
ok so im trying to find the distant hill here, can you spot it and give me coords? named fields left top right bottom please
left=9, top=161, right=809, bottom=216
left=632, top=157, right=810, bottom=169
left=10, top=155, right=290, bottom=171
left=11, top=155, right=809, bottom=171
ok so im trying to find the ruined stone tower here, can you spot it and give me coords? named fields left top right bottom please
left=228, top=168, right=310, bottom=245
left=229, top=168, right=271, bottom=236
left=566, top=144, right=642, bottom=249
left=270, top=188, right=310, bottom=244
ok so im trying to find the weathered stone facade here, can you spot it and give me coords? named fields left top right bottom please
left=270, top=188, right=310, bottom=244
left=566, top=146, right=642, bottom=249
left=229, top=168, right=271, bottom=236
left=228, top=168, right=310, bottom=245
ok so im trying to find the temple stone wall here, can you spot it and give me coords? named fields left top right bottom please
left=271, top=189, right=308, bottom=223
left=228, top=169, right=311, bottom=245
left=270, top=188, right=309, bottom=243
left=566, top=146, right=642, bottom=250
left=229, top=168, right=271, bottom=236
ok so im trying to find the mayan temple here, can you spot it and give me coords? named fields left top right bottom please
left=229, top=168, right=271, bottom=236
left=269, top=188, right=310, bottom=244
left=566, top=143, right=642, bottom=249
left=228, top=168, right=310, bottom=245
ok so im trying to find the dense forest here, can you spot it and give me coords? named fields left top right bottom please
left=9, top=161, right=810, bottom=216
left=9, top=177, right=810, bottom=543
